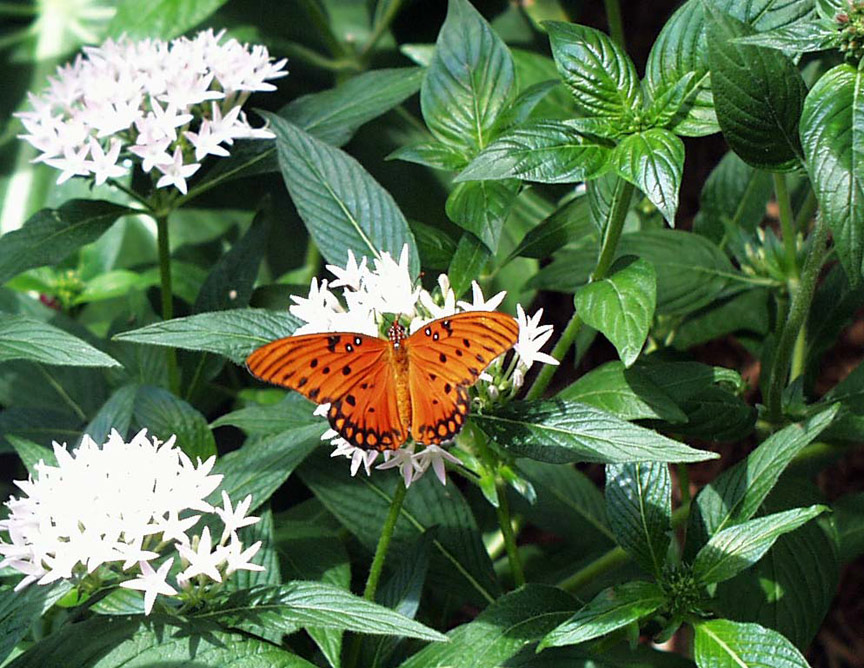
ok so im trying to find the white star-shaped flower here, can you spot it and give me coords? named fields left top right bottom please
left=224, top=534, right=265, bottom=576
left=213, top=492, right=260, bottom=543
left=177, top=527, right=225, bottom=583
left=155, top=147, right=200, bottom=195
left=413, top=445, right=462, bottom=486
left=513, top=305, right=559, bottom=370
left=87, top=137, right=127, bottom=186
left=457, top=280, right=507, bottom=312
left=120, top=558, right=178, bottom=615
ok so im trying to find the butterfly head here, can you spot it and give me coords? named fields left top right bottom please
left=387, top=321, right=408, bottom=348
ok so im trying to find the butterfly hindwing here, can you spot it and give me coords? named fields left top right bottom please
left=406, top=311, right=519, bottom=444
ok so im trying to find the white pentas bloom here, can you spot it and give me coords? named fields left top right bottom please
left=0, top=429, right=264, bottom=616
left=17, top=29, right=287, bottom=194
left=287, top=245, right=558, bottom=487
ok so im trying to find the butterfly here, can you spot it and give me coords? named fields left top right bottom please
left=246, top=311, right=519, bottom=451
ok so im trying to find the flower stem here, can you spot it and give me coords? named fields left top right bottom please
left=155, top=213, right=179, bottom=394
left=363, top=479, right=407, bottom=601
left=603, top=0, right=626, bottom=47
left=525, top=178, right=634, bottom=400
left=765, top=215, right=831, bottom=422
left=360, top=0, right=404, bottom=63
left=495, top=482, right=525, bottom=587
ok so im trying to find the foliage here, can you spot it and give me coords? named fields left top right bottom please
left=0, top=0, right=861, bottom=666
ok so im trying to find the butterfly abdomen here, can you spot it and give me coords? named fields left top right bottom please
left=388, top=342, right=413, bottom=438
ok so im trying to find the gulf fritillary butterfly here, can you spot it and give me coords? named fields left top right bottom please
left=246, top=311, right=519, bottom=451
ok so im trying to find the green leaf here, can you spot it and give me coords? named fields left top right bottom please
left=445, top=180, right=518, bottom=252
left=194, top=209, right=270, bottom=312
left=545, top=21, right=642, bottom=122
left=645, top=70, right=701, bottom=131
left=670, top=385, right=756, bottom=442
left=515, top=459, right=614, bottom=547
left=448, top=232, right=491, bottom=298
left=673, top=288, right=771, bottom=350
left=0, top=200, right=131, bottom=286
left=606, top=462, right=672, bottom=578
left=457, top=121, right=611, bottom=184
left=688, top=405, right=840, bottom=551
left=734, top=16, right=839, bottom=54
left=0, top=583, right=70, bottom=665
left=213, top=425, right=323, bottom=511
left=282, top=68, right=423, bottom=147
left=7, top=615, right=318, bottom=668
left=558, top=361, right=687, bottom=423
left=693, top=619, right=810, bottom=668
left=300, top=452, right=500, bottom=606
left=612, top=129, right=684, bottom=225
left=473, top=400, right=717, bottom=464
left=835, top=492, right=864, bottom=562
left=399, top=585, right=576, bottom=668
left=532, top=229, right=740, bottom=316
left=420, top=0, right=516, bottom=154
left=200, top=582, right=447, bottom=642
left=0, top=314, right=120, bottom=367
left=693, top=151, right=773, bottom=244
left=388, top=141, right=468, bottom=171
left=113, top=308, right=301, bottom=365
left=575, top=257, right=657, bottom=366
left=800, top=61, right=864, bottom=281
left=539, top=581, right=666, bottom=649
left=83, top=384, right=137, bottom=444
left=692, top=505, right=828, bottom=585
left=707, top=9, right=806, bottom=171
left=73, top=270, right=158, bottom=305
left=211, top=394, right=317, bottom=435
left=411, top=221, right=459, bottom=271
left=107, top=0, right=228, bottom=39
left=268, top=114, right=418, bottom=276
left=508, top=195, right=595, bottom=261
left=132, top=385, right=216, bottom=460
left=8, top=435, right=55, bottom=476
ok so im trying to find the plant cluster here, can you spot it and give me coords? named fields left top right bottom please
left=0, top=0, right=861, bottom=667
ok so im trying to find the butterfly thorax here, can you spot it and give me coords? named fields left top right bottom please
left=387, top=322, right=408, bottom=347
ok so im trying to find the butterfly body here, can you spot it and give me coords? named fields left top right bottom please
left=246, top=311, right=519, bottom=450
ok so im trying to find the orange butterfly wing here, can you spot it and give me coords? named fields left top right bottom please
left=246, top=332, right=408, bottom=450
left=406, top=311, right=519, bottom=445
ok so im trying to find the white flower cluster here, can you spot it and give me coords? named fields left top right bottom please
left=290, top=245, right=559, bottom=487
left=16, top=29, right=287, bottom=194
left=0, top=430, right=263, bottom=615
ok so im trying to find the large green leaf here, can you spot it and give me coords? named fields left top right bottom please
left=473, top=400, right=716, bottom=464
left=113, top=309, right=301, bottom=365
left=299, top=452, right=500, bottom=605
left=707, top=9, right=806, bottom=171
left=545, top=22, right=641, bottom=122
left=268, top=114, right=418, bottom=276
left=7, top=615, right=317, bottom=668
left=672, top=288, right=771, bottom=350
left=612, top=129, right=684, bottom=225
left=420, top=0, right=516, bottom=155
left=539, top=581, right=666, bottom=649
left=687, top=405, right=839, bottom=551
left=0, top=200, right=131, bottom=286
left=457, top=121, right=611, bottom=184
left=508, top=195, right=595, bottom=261
left=448, top=232, right=491, bottom=298
left=445, top=180, right=518, bottom=252
left=693, top=151, right=774, bottom=244
left=692, top=505, right=828, bottom=585
left=0, top=315, right=119, bottom=367
left=399, top=585, right=576, bottom=668
left=575, top=257, right=656, bottom=366
left=200, top=582, right=447, bottom=642
left=132, top=385, right=216, bottom=460
left=606, top=462, right=671, bottom=578
left=693, top=619, right=810, bottom=668
left=212, top=425, right=323, bottom=512
left=0, top=583, right=69, bottom=665
left=558, top=361, right=687, bottom=423
left=108, top=0, right=228, bottom=39
left=211, top=394, right=317, bottom=436
left=532, top=229, right=741, bottom=316
left=282, top=68, right=424, bottom=148
left=800, top=61, right=864, bottom=282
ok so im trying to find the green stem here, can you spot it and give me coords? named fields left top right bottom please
left=155, top=213, right=179, bottom=394
left=676, top=463, right=691, bottom=507
left=363, top=479, right=408, bottom=601
left=0, top=2, right=38, bottom=15
left=525, top=179, right=635, bottom=400
left=360, top=0, right=404, bottom=63
left=603, top=0, right=626, bottom=47
left=773, top=173, right=798, bottom=279
left=794, top=188, right=818, bottom=233
left=558, top=502, right=690, bottom=593
left=298, top=242, right=322, bottom=287
left=766, top=215, right=831, bottom=421
left=37, top=364, right=86, bottom=421
left=495, top=482, right=525, bottom=587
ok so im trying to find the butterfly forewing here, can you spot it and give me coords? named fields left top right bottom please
left=406, top=311, right=519, bottom=444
